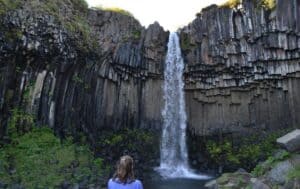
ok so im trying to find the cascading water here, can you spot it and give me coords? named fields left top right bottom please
left=156, top=32, right=209, bottom=179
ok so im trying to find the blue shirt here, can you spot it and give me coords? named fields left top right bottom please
left=108, top=178, right=143, bottom=189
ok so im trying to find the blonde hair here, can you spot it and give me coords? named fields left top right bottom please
left=113, top=155, right=135, bottom=183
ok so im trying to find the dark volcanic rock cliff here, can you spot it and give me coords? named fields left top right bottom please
left=0, top=1, right=168, bottom=144
left=180, top=0, right=300, bottom=136
left=1, top=0, right=300, bottom=144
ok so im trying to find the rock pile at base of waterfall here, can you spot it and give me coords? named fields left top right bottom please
left=205, top=130, right=300, bottom=189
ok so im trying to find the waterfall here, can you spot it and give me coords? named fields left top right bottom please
left=157, top=32, right=209, bottom=179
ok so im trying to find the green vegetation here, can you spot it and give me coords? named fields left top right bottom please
left=260, top=0, right=276, bottom=10
left=216, top=172, right=250, bottom=188
left=0, top=0, right=21, bottom=15
left=180, top=34, right=195, bottom=51
left=97, top=128, right=158, bottom=164
left=0, top=0, right=96, bottom=50
left=72, top=75, right=84, bottom=84
left=121, top=29, right=142, bottom=43
left=220, top=0, right=276, bottom=10
left=0, top=106, right=107, bottom=188
left=205, top=131, right=288, bottom=170
left=7, top=108, right=35, bottom=138
left=95, top=6, right=134, bottom=17
left=220, top=0, right=241, bottom=8
left=251, top=150, right=291, bottom=177
left=0, top=127, right=105, bottom=188
left=132, top=30, right=141, bottom=40
left=27, top=0, right=93, bottom=50
left=287, top=165, right=300, bottom=180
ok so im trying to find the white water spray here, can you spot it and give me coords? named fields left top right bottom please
left=157, top=32, right=209, bottom=179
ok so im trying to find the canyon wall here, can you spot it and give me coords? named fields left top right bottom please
left=1, top=0, right=300, bottom=142
left=0, top=1, right=168, bottom=144
left=180, top=0, right=300, bottom=136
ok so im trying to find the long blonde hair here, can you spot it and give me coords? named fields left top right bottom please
left=113, top=155, right=135, bottom=183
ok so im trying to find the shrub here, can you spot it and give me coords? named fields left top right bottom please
left=251, top=150, right=291, bottom=177
left=8, top=108, right=35, bottom=138
left=97, top=128, right=159, bottom=166
left=205, top=130, right=289, bottom=170
left=0, top=127, right=106, bottom=188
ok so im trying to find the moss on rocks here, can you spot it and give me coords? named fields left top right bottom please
left=1, top=0, right=96, bottom=51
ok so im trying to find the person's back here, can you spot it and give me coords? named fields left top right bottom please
left=107, top=155, right=144, bottom=189
left=108, top=178, right=143, bottom=189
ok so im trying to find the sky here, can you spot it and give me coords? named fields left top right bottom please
left=86, top=0, right=227, bottom=31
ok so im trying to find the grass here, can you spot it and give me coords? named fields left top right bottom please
left=0, top=106, right=106, bottom=188
left=0, top=127, right=105, bottom=188
left=287, top=165, right=300, bottom=180
left=251, top=150, right=291, bottom=177
left=95, top=6, right=134, bottom=17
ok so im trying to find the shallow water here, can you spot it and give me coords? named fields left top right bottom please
left=144, top=177, right=212, bottom=189
left=143, top=170, right=213, bottom=189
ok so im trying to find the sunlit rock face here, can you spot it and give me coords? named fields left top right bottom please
left=0, top=2, right=169, bottom=143
left=180, top=0, right=300, bottom=136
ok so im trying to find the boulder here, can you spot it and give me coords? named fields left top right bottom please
left=205, top=179, right=217, bottom=189
left=277, top=129, right=300, bottom=152
left=267, top=160, right=294, bottom=185
left=283, top=178, right=300, bottom=189
left=250, top=178, right=271, bottom=189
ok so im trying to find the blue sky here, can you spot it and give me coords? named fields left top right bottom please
left=86, top=0, right=227, bottom=31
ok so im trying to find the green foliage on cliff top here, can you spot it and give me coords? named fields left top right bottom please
left=220, top=0, right=241, bottom=8
left=260, top=0, right=276, bottom=10
left=29, top=0, right=93, bottom=50
left=220, top=0, right=276, bottom=10
left=0, top=0, right=96, bottom=51
left=95, top=6, right=134, bottom=17
left=0, top=0, right=21, bottom=15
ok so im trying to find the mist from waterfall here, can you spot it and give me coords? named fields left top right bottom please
left=156, top=32, right=209, bottom=179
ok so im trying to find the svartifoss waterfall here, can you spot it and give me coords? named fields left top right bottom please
left=157, top=32, right=209, bottom=179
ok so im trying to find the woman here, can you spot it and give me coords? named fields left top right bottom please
left=108, top=155, right=143, bottom=189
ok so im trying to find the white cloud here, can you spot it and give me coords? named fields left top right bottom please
left=85, top=0, right=226, bottom=31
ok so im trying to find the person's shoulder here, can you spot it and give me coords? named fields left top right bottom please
left=108, top=178, right=115, bottom=186
left=134, top=179, right=143, bottom=186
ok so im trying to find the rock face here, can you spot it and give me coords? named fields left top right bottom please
left=180, top=0, right=300, bottom=136
left=1, top=0, right=300, bottom=144
left=0, top=1, right=169, bottom=144
left=277, top=129, right=300, bottom=152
